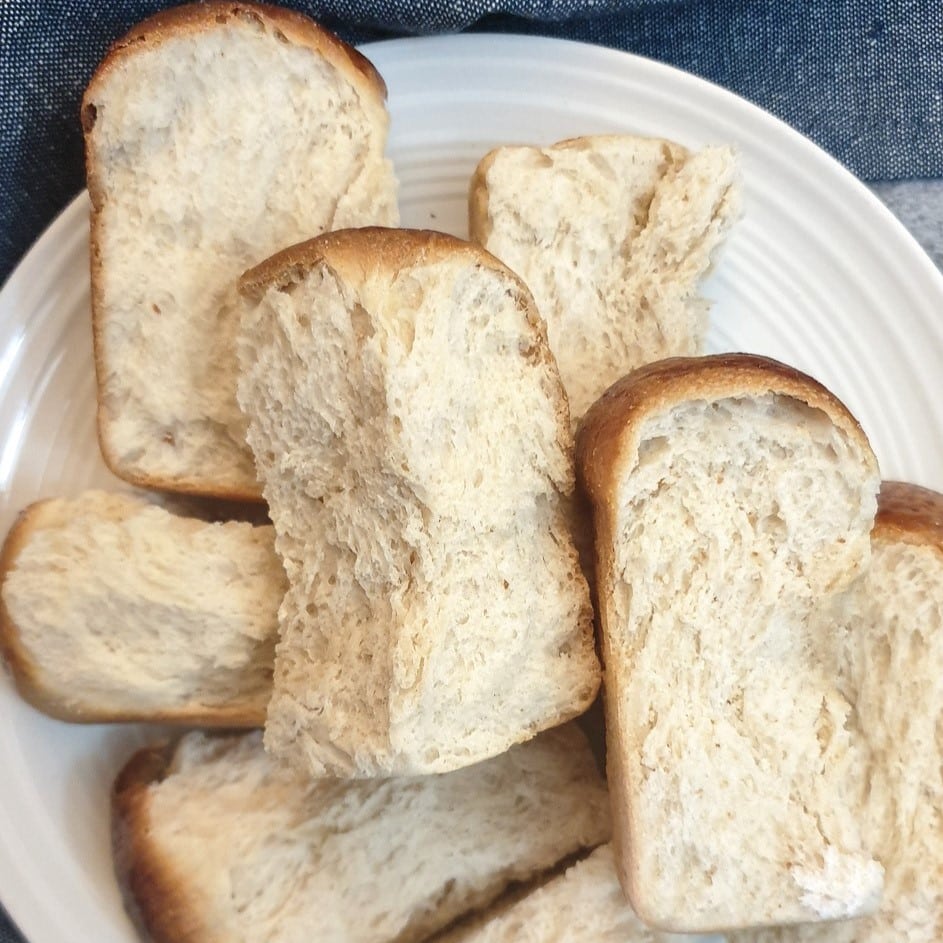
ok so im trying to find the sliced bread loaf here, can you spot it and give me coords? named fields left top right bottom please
left=112, top=724, right=611, bottom=943
left=730, top=481, right=943, bottom=943
left=469, top=135, right=739, bottom=423
left=236, top=227, right=599, bottom=778
left=576, top=354, right=883, bottom=932
left=435, top=844, right=687, bottom=943
left=0, top=490, right=282, bottom=724
left=83, top=2, right=398, bottom=500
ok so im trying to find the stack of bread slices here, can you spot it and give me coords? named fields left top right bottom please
left=1, top=4, right=941, bottom=943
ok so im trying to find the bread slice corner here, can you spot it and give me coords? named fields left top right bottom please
left=469, top=134, right=740, bottom=423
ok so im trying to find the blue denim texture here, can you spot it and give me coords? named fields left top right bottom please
left=0, top=1, right=940, bottom=939
left=1, top=0, right=942, bottom=287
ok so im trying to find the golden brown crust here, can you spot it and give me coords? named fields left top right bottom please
left=112, top=741, right=209, bottom=943
left=240, top=227, right=521, bottom=298
left=874, top=480, right=943, bottom=551
left=94, top=451, right=265, bottom=505
left=576, top=353, right=875, bottom=509
left=82, top=2, right=385, bottom=125
left=0, top=499, right=266, bottom=726
left=240, top=225, right=575, bottom=464
left=82, top=2, right=384, bottom=502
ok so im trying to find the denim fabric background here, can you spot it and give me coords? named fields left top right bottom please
left=2, top=0, right=942, bottom=287
left=0, top=1, right=941, bottom=941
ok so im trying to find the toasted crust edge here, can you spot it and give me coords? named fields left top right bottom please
left=82, top=1, right=385, bottom=503
left=0, top=499, right=265, bottom=726
left=575, top=353, right=878, bottom=931
left=874, top=480, right=943, bottom=551
left=112, top=741, right=209, bottom=943
left=241, top=226, right=524, bottom=299
left=576, top=354, right=875, bottom=509
left=0, top=503, right=53, bottom=715
left=94, top=458, right=265, bottom=505
left=239, top=226, right=573, bottom=438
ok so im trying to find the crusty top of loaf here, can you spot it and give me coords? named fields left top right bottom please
left=243, top=227, right=530, bottom=303
left=874, top=480, right=943, bottom=548
left=82, top=1, right=385, bottom=133
left=240, top=226, right=566, bottom=432
left=577, top=353, right=875, bottom=507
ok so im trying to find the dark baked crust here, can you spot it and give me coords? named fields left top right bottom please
left=875, top=480, right=943, bottom=550
left=0, top=498, right=266, bottom=726
left=242, top=227, right=522, bottom=300
left=82, top=1, right=387, bottom=503
left=576, top=353, right=875, bottom=509
left=112, top=741, right=209, bottom=943
left=239, top=226, right=573, bottom=439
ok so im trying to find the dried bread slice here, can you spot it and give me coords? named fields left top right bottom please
left=236, top=227, right=599, bottom=778
left=730, top=481, right=943, bottom=943
left=112, top=725, right=611, bottom=943
left=0, top=490, right=282, bottom=725
left=83, top=1, right=398, bottom=500
left=469, top=135, right=739, bottom=423
left=576, top=354, right=883, bottom=932
left=435, top=844, right=687, bottom=943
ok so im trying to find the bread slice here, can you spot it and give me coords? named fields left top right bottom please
left=435, top=844, right=687, bottom=943
left=469, top=135, right=739, bottom=423
left=576, top=354, right=883, bottom=932
left=0, top=490, right=283, bottom=724
left=729, top=481, right=943, bottom=943
left=112, top=724, right=612, bottom=943
left=83, top=1, right=398, bottom=500
left=236, top=227, right=599, bottom=778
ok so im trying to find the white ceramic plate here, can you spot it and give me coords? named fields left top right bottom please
left=1, top=32, right=942, bottom=943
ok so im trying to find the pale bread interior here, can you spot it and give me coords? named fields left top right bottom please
left=0, top=490, right=282, bottom=722
left=86, top=12, right=398, bottom=495
left=436, top=844, right=688, bottom=943
left=237, top=233, right=599, bottom=778
left=732, top=522, right=943, bottom=943
left=471, top=136, right=739, bottom=422
left=601, top=393, right=882, bottom=931
left=123, top=725, right=611, bottom=943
